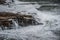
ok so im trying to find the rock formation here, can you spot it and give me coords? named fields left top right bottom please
left=0, top=12, right=39, bottom=30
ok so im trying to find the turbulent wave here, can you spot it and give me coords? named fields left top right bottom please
left=0, top=0, right=60, bottom=40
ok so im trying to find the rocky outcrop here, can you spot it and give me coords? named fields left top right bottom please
left=0, top=12, right=39, bottom=30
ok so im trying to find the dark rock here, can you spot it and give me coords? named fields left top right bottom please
left=0, top=12, right=39, bottom=30
left=0, top=0, right=6, bottom=4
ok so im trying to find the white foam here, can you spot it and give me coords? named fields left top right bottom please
left=0, top=0, right=60, bottom=40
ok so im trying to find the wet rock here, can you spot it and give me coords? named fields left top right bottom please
left=0, top=0, right=6, bottom=4
left=37, top=5, right=60, bottom=11
left=0, top=12, right=40, bottom=30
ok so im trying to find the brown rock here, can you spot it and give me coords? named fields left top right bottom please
left=0, top=0, right=6, bottom=4
left=0, top=12, right=35, bottom=28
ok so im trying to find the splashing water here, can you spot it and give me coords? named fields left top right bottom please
left=12, top=20, right=19, bottom=29
left=0, top=0, right=60, bottom=40
left=9, top=19, right=19, bottom=29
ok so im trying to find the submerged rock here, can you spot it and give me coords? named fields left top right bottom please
left=37, top=5, right=60, bottom=11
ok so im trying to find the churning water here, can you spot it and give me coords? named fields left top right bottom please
left=0, top=0, right=60, bottom=40
left=11, top=19, right=19, bottom=29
